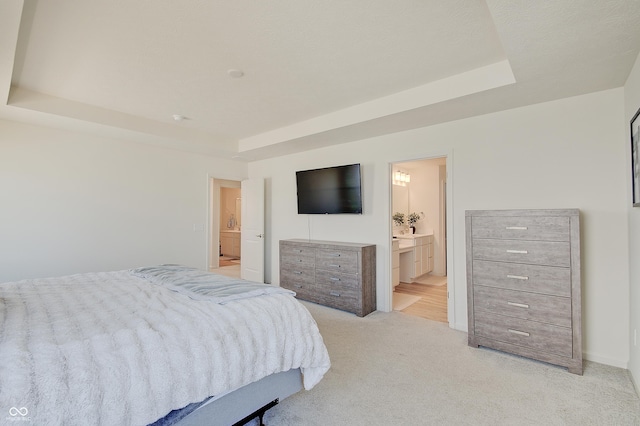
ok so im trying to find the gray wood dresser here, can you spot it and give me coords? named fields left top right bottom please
left=465, top=209, right=582, bottom=374
left=279, top=239, right=376, bottom=317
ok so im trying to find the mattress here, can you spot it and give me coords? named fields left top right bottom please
left=0, top=267, right=331, bottom=425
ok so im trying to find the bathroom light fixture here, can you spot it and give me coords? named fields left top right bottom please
left=393, top=170, right=410, bottom=186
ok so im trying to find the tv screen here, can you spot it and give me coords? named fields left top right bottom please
left=296, top=163, right=362, bottom=214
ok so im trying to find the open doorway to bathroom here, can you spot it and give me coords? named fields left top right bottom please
left=391, top=157, right=448, bottom=323
left=210, top=178, right=242, bottom=279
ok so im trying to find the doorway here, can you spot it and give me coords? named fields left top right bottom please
left=210, top=178, right=242, bottom=279
left=391, top=157, right=448, bottom=323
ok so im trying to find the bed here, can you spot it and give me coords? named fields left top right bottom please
left=0, top=265, right=331, bottom=425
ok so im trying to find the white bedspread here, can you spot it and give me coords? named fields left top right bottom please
left=0, top=269, right=331, bottom=425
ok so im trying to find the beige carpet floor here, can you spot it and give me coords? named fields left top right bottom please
left=257, top=302, right=640, bottom=426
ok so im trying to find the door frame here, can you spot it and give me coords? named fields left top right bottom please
left=388, top=151, right=456, bottom=327
left=207, top=174, right=243, bottom=270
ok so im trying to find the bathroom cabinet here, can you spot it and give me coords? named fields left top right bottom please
left=397, top=234, right=433, bottom=283
left=220, top=231, right=241, bottom=257
left=392, top=239, right=400, bottom=288
left=279, top=239, right=376, bottom=317
left=466, top=209, right=582, bottom=374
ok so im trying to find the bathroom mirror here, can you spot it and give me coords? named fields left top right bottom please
left=392, top=183, right=409, bottom=226
left=235, top=197, right=242, bottom=228
left=220, top=187, right=241, bottom=230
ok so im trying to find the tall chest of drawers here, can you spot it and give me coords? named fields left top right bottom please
left=465, top=209, right=582, bottom=374
left=279, top=239, right=376, bottom=317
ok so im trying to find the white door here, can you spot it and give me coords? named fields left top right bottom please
left=241, top=178, right=265, bottom=282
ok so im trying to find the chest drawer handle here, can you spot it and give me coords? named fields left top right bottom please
left=506, top=249, right=528, bottom=254
left=507, top=274, right=529, bottom=280
left=506, top=226, right=528, bottom=230
left=329, top=253, right=342, bottom=257
left=508, top=329, right=530, bottom=337
left=507, top=301, right=529, bottom=309
left=330, top=277, right=340, bottom=281
left=329, top=291, right=341, bottom=297
left=293, top=284, right=303, bottom=289
left=293, top=271, right=302, bottom=275
left=329, top=264, right=341, bottom=268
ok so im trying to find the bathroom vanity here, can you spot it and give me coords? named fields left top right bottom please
left=392, top=239, right=400, bottom=287
left=395, top=233, right=434, bottom=283
left=220, top=230, right=241, bottom=258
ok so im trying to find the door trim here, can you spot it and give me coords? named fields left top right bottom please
left=207, top=175, right=243, bottom=271
left=388, top=151, right=456, bottom=328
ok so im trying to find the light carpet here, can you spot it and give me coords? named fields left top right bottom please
left=255, top=302, right=640, bottom=426
left=392, top=292, right=421, bottom=311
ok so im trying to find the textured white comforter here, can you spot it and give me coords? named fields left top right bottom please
left=0, top=269, right=330, bottom=425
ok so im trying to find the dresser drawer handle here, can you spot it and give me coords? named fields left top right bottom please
left=507, top=301, right=529, bottom=309
left=507, top=274, right=529, bottom=280
left=508, top=329, right=530, bottom=337
left=330, top=277, right=340, bottom=281
left=294, top=284, right=302, bottom=289
left=329, top=291, right=341, bottom=297
left=329, top=264, right=341, bottom=268
left=506, top=249, right=528, bottom=254
left=293, top=271, right=302, bottom=275
left=329, top=253, right=342, bottom=257
left=506, top=226, right=528, bottom=230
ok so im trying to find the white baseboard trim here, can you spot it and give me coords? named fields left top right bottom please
left=630, top=370, right=639, bottom=397
left=451, top=322, right=467, bottom=332
left=583, top=351, right=628, bottom=369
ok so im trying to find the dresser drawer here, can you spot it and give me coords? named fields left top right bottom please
left=472, top=260, right=571, bottom=297
left=280, top=266, right=315, bottom=286
left=472, top=216, right=570, bottom=242
left=474, top=285, right=571, bottom=327
left=316, top=249, right=358, bottom=274
left=314, top=281, right=360, bottom=312
left=316, top=270, right=359, bottom=289
left=474, top=311, right=572, bottom=358
left=281, top=243, right=316, bottom=262
left=473, top=239, right=570, bottom=267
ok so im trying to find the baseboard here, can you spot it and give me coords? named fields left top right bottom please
left=583, top=351, right=628, bottom=369
left=451, top=321, right=468, bottom=333
left=630, top=370, right=639, bottom=397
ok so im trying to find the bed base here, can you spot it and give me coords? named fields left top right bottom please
left=232, top=398, right=279, bottom=426
left=174, top=368, right=302, bottom=426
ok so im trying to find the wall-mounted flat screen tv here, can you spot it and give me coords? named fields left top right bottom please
left=296, top=163, right=362, bottom=214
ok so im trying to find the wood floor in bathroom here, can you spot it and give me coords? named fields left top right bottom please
left=394, top=280, right=447, bottom=323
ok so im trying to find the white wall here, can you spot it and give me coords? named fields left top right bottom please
left=0, top=119, right=247, bottom=281
left=624, top=52, right=640, bottom=389
left=250, top=88, right=630, bottom=368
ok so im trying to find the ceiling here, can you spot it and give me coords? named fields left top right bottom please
left=1, top=0, right=639, bottom=161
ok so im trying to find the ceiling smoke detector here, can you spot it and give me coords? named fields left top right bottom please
left=227, top=69, right=244, bottom=78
